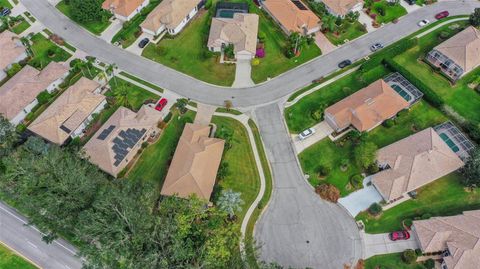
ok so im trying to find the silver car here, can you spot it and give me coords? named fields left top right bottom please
left=298, top=128, right=316, bottom=140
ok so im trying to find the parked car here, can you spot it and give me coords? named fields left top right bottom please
left=338, top=60, right=352, bottom=68
left=389, top=231, right=410, bottom=241
left=0, top=7, right=11, bottom=16
left=404, top=0, right=415, bottom=5
left=298, top=128, right=316, bottom=140
left=155, top=98, right=168, bottom=111
left=138, top=38, right=150, bottom=48
left=370, top=43, right=384, bottom=52
left=417, top=19, right=430, bottom=27
left=435, top=11, right=449, bottom=20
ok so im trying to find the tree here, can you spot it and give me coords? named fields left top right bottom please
left=105, top=63, right=117, bottom=85
left=287, top=32, right=307, bottom=55
left=224, top=44, right=235, bottom=59
left=0, top=116, right=17, bottom=158
left=6, top=63, right=21, bottom=77
left=70, top=0, right=104, bottom=23
left=401, top=249, right=417, bottom=264
left=460, top=148, right=480, bottom=187
left=368, top=203, right=382, bottom=216
left=113, top=84, right=131, bottom=108
left=217, top=189, right=244, bottom=219
left=315, top=183, right=340, bottom=202
left=24, top=136, right=49, bottom=155
left=354, top=141, right=378, bottom=170
left=470, top=8, right=480, bottom=27
left=321, top=14, right=337, bottom=32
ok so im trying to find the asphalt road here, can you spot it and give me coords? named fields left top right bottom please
left=0, top=202, right=82, bottom=269
left=253, top=104, right=363, bottom=269
left=21, top=0, right=480, bottom=108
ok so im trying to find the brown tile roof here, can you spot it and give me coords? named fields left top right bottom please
left=28, top=78, right=105, bottom=145
left=263, top=0, right=320, bottom=33
left=102, top=0, right=146, bottom=17
left=141, top=0, right=199, bottom=32
left=161, top=123, right=224, bottom=200
left=0, top=31, right=26, bottom=71
left=413, top=210, right=480, bottom=269
left=434, top=26, right=480, bottom=74
left=372, top=128, right=464, bottom=201
left=322, top=0, right=363, bottom=16
left=207, top=13, right=259, bottom=55
left=83, top=105, right=162, bottom=177
left=325, top=79, right=409, bottom=132
left=0, top=63, right=69, bottom=121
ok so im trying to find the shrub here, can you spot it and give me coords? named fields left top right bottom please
left=354, top=141, right=378, bottom=169
left=16, top=123, right=27, bottom=133
left=415, top=248, right=423, bottom=256
left=382, top=118, right=395, bottom=128
left=439, top=31, right=450, bottom=40
left=258, top=31, right=266, bottom=43
left=350, top=174, right=363, bottom=188
left=316, top=165, right=331, bottom=177
left=163, top=112, right=172, bottom=123
left=315, top=184, right=340, bottom=203
left=255, top=48, right=265, bottom=58
left=424, top=259, right=435, bottom=269
left=402, top=249, right=417, bottom=264
left=141, top=142, right=148, bottom=149
left=47, top=48, right=56, bottom=57
left=403, top=218, right=413, bottom=228
left=6, top=63, right=22, bottom=77
left=421, top=213, right=432, bottom=219
left=368, top=203, right=382, bottom=216
left=251, top=58, right=260, bottom=66
left=37, top=91, right=52, bottom=105
left=367, top=164, right=379, bottom=174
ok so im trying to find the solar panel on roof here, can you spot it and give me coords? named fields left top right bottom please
left=60, top=125, right=71, bottom=134
left=291, top=0, right=307, bottom=10
left=97, top=125, right=116, bottom=140
left=110, top=128, right=146, bottom=166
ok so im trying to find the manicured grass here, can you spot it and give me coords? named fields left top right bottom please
left=365, top=253, right=427, bottom=269
left=0, top=244, right=37, bottom=269
left=285, top=65, right=390, bottom=133
left=299, top=101, right=447, bottom=196
left=393, top=21, right=480, bottom=124
left=0, top=0, right=12, bottom=8
left=128, top=110, right=195, bottom=184
left=142, top=11, right=236, bottom=86
left=251, top=7, right=321, bottom=83
left=118, top=71, right=164, bottom=93
left=324, top=21, right=367, bottom=45
left=357, top=173, right=480, bottom=233
left=106, top=77, right=160, bottom=110
left=56, top=1, right=111, bottom=35
left=29, top=33, right=71, bottom=68
left=212, top=116, right=260, bottom=222
left=11, top=17, right=30, bottom=34
left=370, top=1, right=407, bottom=24
left=215, top=107, right=242, bottom=115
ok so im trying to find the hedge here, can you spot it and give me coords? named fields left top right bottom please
left=360, top=38, right=418, bottom=72
left=383, top=57, right=444, bottom=108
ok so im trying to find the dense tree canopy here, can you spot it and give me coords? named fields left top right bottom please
left=461, top=148, right=480, bottom=187
left=354, top=141, right=378, bottom=170
left=470, top=8, right=480, bottom=27
left=70, top=0, right=104, bottom=23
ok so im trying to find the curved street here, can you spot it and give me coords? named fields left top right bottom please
left=12, top=1, right=480, bottom=268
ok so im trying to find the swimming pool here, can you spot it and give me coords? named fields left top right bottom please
left=439, top=132, right=460, bottom=153
left=391, top=84, right=412, bottom=102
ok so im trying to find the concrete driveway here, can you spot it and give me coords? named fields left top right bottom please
left=100, top=19, right=122, bottom=42
left=400, top=1, right=423, bottom=13
left=314, top=32, right=336, bottom=54
left=292, top=121, right=333, bottom=153
left=358, top=11, right=376, bottom=32
left=363, top=231, right=419, bottom=259
left=126, top=33, right=150, bottom=55
left=232, top=59, right=253, bottom=87
left=338, top=177, right=384, bottom=217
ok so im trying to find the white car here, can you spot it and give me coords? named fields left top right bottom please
left=298, top=128, right=316, bottom=140
left=418, top=19, right=430, bottom=27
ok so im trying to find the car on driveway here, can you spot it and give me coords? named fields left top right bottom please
left=0, top=8, right=11, bottom=16
left=404, top=0, right=415, bottom=5
left=298, top=128, right=316, bottom=140
left=338, top=60, right=352, bottom=68
left=435, top=11, right=449, bottom=20
left=138, top=38, right=150, bottom=48
left=389, top=231, right=410, bottom=241
left=155, top=98, right=168, bottom=111
left=370, top=43, right=384, bottom=52
left=417, top=19, right=430, bottom=27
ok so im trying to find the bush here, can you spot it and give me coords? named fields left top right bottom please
left=368, top=203, right=382, bottom=216
left=16, top=123, right=27, bottom=133
left=37, top=91, right=52, bottom=105
left=382, top=118, right=395, bottom=128
left=415, top=248, right=423, bottom=256
left=141, top=142, right=148, bottom=149
left=367, top=164, right=379, bottom=174
left=401, top=249, right=417, bottom=264
left=421, top=213, right=432, bottom=219
left=251, top=58, right=260, bottom=66
left=163, top=112, right=172, bottom=123
left=315, top=184, right=340, bottom=203
left=258, top=31, right=266, bottom=43
left=439, top=31, right=450, bottom=40
left=7, top=63, right=22, bottom=77
left=316, top=165, right=331, bottom=177
left=424, top=259, right=435, bottom=269
left=350, top=174, right=363, bottom=188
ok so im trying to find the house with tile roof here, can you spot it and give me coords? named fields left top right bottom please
left=426, top=26, right=480, bottom=82
left=262, top=0, right=320, bottom=35
left=140, top=0, right=202, bottom=36
left=161, top=123, right=224, bottom=200
left=0, top=30, right=27, bottom=81
left=83, top=104, right=162, bottom=177
left=28, top=77, right=106, bottom=145
left=412, top=210, right=480, bottom=269
left=324, top=79, right=410, bottom=133
left=321, top=0, right=363, bottom=17
left=102, top=0, right=150, bottom=21
left=372, top=127, right=464, bottom=205
left=207, top=13, right=259, bottom=60
left=0, top=63, right=69, bottom=125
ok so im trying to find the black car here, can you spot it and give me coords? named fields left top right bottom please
left=338, top=60, right=352, bottom=68
left=138, top=38, right=150, bottom=48
left=0, top=7, right=11, bottom=17
left=404, top=0, right=415, bottom=5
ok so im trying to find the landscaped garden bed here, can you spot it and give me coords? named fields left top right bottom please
left=365, top=0, right=407, bottom=25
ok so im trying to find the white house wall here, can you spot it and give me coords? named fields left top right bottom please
left=10, top=98, right=39, bottom=126
left=71, top=99, right=107, bottom=138
left=168, top=6, right=198, bottom=35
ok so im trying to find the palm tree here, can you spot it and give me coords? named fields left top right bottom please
left=113, top=84, right=130, bottom=109
left=74, top=60, right=87, bottom=77
left=106, top=63, right=118, bottom=86
left=0, top=16, right=12, bottom=31
left=321, top=14, right=337, bottom=33
left=217, top=189, right=244, bottom=220
left=84, top=57, right=96, bottom=78
left=97, top=71, right=108, bottom=85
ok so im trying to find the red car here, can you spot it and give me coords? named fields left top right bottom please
left=435, top=11, right=449, bottom=20
left=389, top=231, right=410, bottom=241
left=155, top=98, right=168, bottom=111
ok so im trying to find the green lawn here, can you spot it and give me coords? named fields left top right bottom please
left=357, top=173, right=480, bottom=233
left=0, top=244, right=37, bottom=269
left=285, top=65, right=390, bottom=133
left=128, top=110, right=196, bottom=184
left=211, top=116, right=260, bottom=221
left=142, top=11, right=236, bottom=86
left=324, top=21, right=367, bottom=45
left=29, top=33, right=72, bottom=69
left=56, top=1, right=111, bottom=35
left=106, top=77, right=160, bottom=110
left=0, top=0, right=12, bottom=8
left=365, top=253, right=428, bottom=269
left=370, top=1, right=408, bottom=24
left=119, top=71, right=164, bottom=93
left=11, top=17, right=30, bottom=34
left=250, top=7, right=321, bottom=83
left=299, top=101, right=447, bottom=195
left=393, top=22, right=480, bottom=124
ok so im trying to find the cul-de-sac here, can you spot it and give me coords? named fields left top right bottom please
left=0, top=0, right=479, bottom=268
